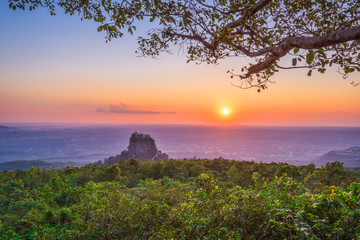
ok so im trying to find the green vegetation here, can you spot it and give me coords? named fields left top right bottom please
left=0, top=159, right=359, bottom=239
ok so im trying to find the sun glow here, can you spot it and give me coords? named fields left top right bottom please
left=222, top=108, right=229, bottom=115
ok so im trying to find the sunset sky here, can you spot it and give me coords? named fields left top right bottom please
left=1, top=2, right=359, bottom=126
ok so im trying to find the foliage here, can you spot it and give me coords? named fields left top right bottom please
left=0, top=159, right=359, bottom=239
left=9, top=0, right=360, bottom=91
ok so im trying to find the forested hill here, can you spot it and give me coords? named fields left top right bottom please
left=0, top=160, right=79, bottom=171
left=0, top=125, right=12, bottom=131
left=0, top=159, right=359, bottom=239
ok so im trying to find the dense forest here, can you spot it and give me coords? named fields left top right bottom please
left=0, top=159, right=359, bottom=239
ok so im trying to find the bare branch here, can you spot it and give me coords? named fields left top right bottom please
left=224, top=0, right=273, bottom=29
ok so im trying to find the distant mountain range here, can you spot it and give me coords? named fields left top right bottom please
left=1, top=125, right=359, bottom=169
left=0, top=160, right=80, bottom=171
left=317, top=147, right=360, bottom=167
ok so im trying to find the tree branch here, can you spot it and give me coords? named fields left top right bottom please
left=243, top=26, right=360, bottom=77
left=290, top=26, right=360, bottom=49
left=224, top=0, right=273, bottom=29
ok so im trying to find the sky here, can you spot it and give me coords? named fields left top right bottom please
left=0, top=2, right=360, bottom=126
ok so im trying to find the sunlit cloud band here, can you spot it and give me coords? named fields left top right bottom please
left=96, top=103, right=176, bottom=115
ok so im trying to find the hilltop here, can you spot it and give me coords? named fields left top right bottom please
left=104, top=132, right=169, bottom=164
left=318, top=147, right=360, bottom=167
left=0, top=160, right=79, bottom=171
left=0, top=125, right=12, bottom=131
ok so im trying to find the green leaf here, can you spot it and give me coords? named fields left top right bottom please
left=306, top=50, right=315, bottom=65
left=97, top=25, right=104, bottom=32
left=317, top=68, right=325, bottom=73
left=317, top=48, right=325, bottom=57
left=292, top=58, right=297, bottom=66
left=307, top=70, right=312, bottom=77
left=293, top=48, right=299, bottom=54
left=344, top=67, right=355, bottom=74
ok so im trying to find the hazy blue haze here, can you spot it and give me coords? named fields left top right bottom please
left=0, top=125, right=359, bottom=167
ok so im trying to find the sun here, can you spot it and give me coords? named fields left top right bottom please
left=222, top=108, right=229, bottom=115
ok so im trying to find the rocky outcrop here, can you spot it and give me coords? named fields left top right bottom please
left=318, top=147, right=360, bottom=167
left=104, top=132, right=169, bottom=164
left=120, top=132, right=169, bottom=161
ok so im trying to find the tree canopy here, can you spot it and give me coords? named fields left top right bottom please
left=0, top=159, right=359, bottom=239
left=9, top=0, right=360, bottom=91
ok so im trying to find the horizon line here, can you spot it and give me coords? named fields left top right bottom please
left=2, top=122, right=360, bottom=128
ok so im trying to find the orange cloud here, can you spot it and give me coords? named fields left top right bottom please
left=96, top=103, right=177, bottom=115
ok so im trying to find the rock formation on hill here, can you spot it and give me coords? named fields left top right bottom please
left=104, top=132, right=169, bottom=164
left=317, top=147, right=360, bottom=167
left=119, top=132, right=169, bottom=161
